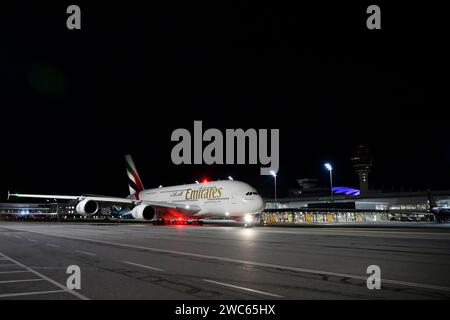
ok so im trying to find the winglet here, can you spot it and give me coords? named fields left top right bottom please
left=7, top=190, right=10, bottom=201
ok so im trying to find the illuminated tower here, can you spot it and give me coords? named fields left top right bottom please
left=351, top=145, right=373, bottom=194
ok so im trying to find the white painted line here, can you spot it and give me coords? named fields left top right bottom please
left=0, top=252, right=89, bottom=300
left=27, top=239, right=37, bottom=243
left=75, top=250, right=96, bottom=256
left=122, top=261, right=164, bottom=272
left=204, top=279, right=283, bottom=298
left=13, top=235, right=22, bottom=239
left=8, top=228, right=450, bottom=293
left=0, top=271, right=30, bottom=274
left=27, top=267, right=66, bottom=270
left=46, top=243, right=60, bottom=248
left=0, top=264, right=17, bottom=267
left=0, top=279, right=44, bottom=284
left=378, top=278, right=450, bottom=292
left=241, top=228, right=450, bottom=239
left=0, top=289, right=67, bottom=298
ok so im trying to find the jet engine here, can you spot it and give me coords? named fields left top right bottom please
left=131, top=204, right=155, bottom=221
left=76, top=199, right=99, bottom=215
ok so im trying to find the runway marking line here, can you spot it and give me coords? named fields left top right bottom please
left=0, top=279, right=44, bottom=284
left=27, top=239, right=37, bottom=243
left=122, top=261, right=164, bottom=272
left=6, top=227, right=450, bottom=293
left=75, top=250, right=96, bottom=256
left=203, top=279, right=283, bottom=298
left=0, top=264, right=17, bottom=267
left=0, top=289, right=67, bottom=299
left=27, top=267, right=67, bottom=270
left=0, top=271, right=30, bottom=274
left=256, top=228, right=450, bottom=238
left=0, top=252, right=90, bottom=300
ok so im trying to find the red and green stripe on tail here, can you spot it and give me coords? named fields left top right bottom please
left=125, top=154, right=144, bottom=198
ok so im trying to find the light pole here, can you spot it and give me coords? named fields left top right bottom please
left=324, top=163, right=334, bottom=203
left=270, top=170, right=277, bottom=209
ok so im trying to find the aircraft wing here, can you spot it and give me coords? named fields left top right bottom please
left=9, top=192, right=136, bottom=204
left=8, top=192, right=201, bottom=215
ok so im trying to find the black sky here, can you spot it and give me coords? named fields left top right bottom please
left=1, top=1, right=449, bottom=198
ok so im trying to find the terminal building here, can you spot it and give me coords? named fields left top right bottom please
left=263, top=189, right=450, bottom=224
left=262, top=145, right=450, bottom=224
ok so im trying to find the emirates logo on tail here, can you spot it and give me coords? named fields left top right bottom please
left=125, top=155, right=144, bottom=196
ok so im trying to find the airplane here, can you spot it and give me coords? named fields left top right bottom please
left=8, top=155, right=265, bottom=227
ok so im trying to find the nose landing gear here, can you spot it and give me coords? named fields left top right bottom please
left=244, top=214, right=254, bottom=228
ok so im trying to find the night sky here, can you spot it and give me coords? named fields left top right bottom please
left=1, top=2, right=448, bottom=199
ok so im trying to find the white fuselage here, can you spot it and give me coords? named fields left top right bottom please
left=130, top=180, right=265, bottom=218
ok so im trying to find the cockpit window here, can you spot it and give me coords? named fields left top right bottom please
left=245, top=192, right=259, bottom=196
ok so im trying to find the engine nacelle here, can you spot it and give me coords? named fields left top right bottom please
left=131, top=205, right=155, bottom=221
left=76, top=199, right=99, bottom=215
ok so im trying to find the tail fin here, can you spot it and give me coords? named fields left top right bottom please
left=125, top=155, right=144, bottom=196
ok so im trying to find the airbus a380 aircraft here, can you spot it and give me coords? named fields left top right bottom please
left=9, top=155, right=265, bottom=227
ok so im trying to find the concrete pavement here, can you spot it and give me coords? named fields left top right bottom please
left=1, top=222, right=450, bottom=299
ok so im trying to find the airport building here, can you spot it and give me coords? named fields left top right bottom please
left=266, top=190, right=450, bottom=211
left=262, top=190, right=450, bottom=224
left=351, top=145, right=373, bottom=195
left=261, top=145, right=450, bottom=224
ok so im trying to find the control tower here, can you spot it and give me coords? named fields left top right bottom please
left=351, top=145, right=373, bottom=194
